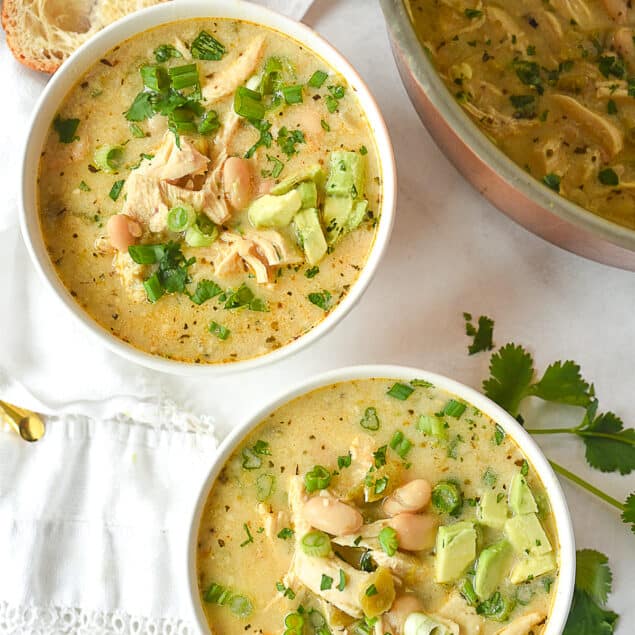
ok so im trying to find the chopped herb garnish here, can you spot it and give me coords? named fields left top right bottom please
left=79, top=181, right=91, bottom=192
left=464, top=8, right=483, bottom=18
left=608, top=99, right=618, bottom=115
left=365, top=584, right=378, bottom=597
left=494, top=423, right=506, bottom=445
left=337, top=569, right=347, bottom=591
left=209, top=321, right=230, bottom=340
left=513, top=60, right=543, bottom=94
left=598, top=55, right=625, bottom=79
left=543, top=173, right=561, bottom=192
left=320, top=119, right=330, bottom=131
left=521, top=460, right=529, bottom=476
left=389, top=430, right=413, bottom=459
left=443, top=399, right=466, bottom=418
left=129, top=123, right=145, bottom=138
left=387, top=382, right=414, bottom=401
left=337, top=453, right=352, bottom=469
left=325, top=84, right=345, bottom=112
left=277, top=528, right=294, bottom=540
left=308, top=70, right=328, bottom=88
left=320, top=575, right=333, bottom=590
left=234, top=85, right=265, bottom=120
left=510, top=94, right=537, bottom=119
left=305, top=266, right=320, bottom=278
left=276, top=581, right=296, bottom=599
left=108, top=179, right=125, bottom=201
left=190, top=30, right=225, bottom=60
left=53, top=116, right=80, bottom=143
left=373, top=445, right=387, bottom=468
left=277, top=126, right=305, bottom=156
left=154, top=44, right=183, bottom=63
left=378, top=526, right=398, bottom=556
left=240, top=523, right=254, bottom=547
left=262, top=154, right=284, bottom=179
left=281, top=84, right=304, bottom=105
left=189, top=279, right=223, bottom=305
left=308, top=290, right=332, bottom=311
left=360, top=145, right=368, bottom=155
left=599, top=168, right=619, bottom=186
left=304, top=465, right=332, bottom=493
left=432, top=481, right=463, bottom=515
left=360, top=407, right=380, bottom=431
left=374, top=476, right=389, bottom=495
left=244, top=119, right=273, bottom=159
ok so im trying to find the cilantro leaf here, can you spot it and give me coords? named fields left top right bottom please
left=464, top=313, right=495, bottom=355
left=575, top=550, right=612, bottom=606
left=622, top=493, right=635, bottom=533
left=483, top=344, right=534, bottom=416
left=527, top=361, right=593, bottom=407
left=564, top=589, right=618, bottom=635
left=579, top=409, right=635, bottom=475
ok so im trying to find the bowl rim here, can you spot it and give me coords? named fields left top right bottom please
left=186, top=364, right=576, bottom=635
left=380, top=0, right=635, bottom=254
left=19, top=0, right=396, bottom=377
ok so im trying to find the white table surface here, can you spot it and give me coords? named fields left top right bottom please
left=2, top=0, right=634, bottom=631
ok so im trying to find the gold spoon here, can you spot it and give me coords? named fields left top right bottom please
left=0, top=399, right=46, bottom=442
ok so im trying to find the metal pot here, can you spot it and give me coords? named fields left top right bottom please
left=380, top=0, right=635, bottom=270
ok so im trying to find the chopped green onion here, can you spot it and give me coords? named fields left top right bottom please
left=360, top=145, right=368, bottom=155
left=360, top=406, right=380, bottom=431
left=79, top=180, right=91, bottom=192
left=476, top=592, right=516, bottom=621
left=209, top=321, right=230, bottom=340
left=304, top=465, right=332, bottom=493
left=389, top=430, right=413, bottom=459
left=387, top=382, right=414, bottom=400
left=285, top=612, right=305, bottom=629
left=320, top=574, right=333, bottom=590
left=140, top=65, right=169, bottom=92
left=262, top=154, right=284, bottom=178
left=599, top=167, right=619, bottom=186
left=234, top=86, right=265, bottom=120
left=337, top=569, right=347, bottom=591
left=241, top=447, right=262, bottom=470
left=53, top=116, right=80, bottom=143
left=416, top=414, right=448, bottom=439
left=431, top=481, right=463, bottom=515
left=143, top=273, right=164, bottom=303
left=365, top=584, right=378, bottom=597
left=443, top=399, right=466, bottom=418
left=191, top=31, right=226, bottom=60
left=494, top=423, right=505, bottom=445
left=301, top=530, right=331, bottom=557
left=229, top=594, right=253, bottom=617
left=94, top=145, right=124, bottom=173
left=374, top=476, right=389, bottom=495
left=521, top=460, right=529, bottom=476
left=168, top=63, right=199, bottom=91
left=256, top=473, right=275, bottom=501
left=282, top=84, right=304, bottom=104
left=108, top=179, right=125, bottom=201
left=129, top=123, right=145, bottom=138
left=277, top=528, right=294, bottom=540
left=460, top=579, right=479, bottom=606
left=260, top=57, right=283, bottom=95
left=128, top=244, right=165, bottom=264
left=203, top=582, right=231, bottom=604
left=168, top=107, right=198, bottom=134
left=320, top=119, right=330, bottom=131
left=185, top=215, right=218, bottom=247
left=154, top=44, right=183, bottom=63
left=338, top=453, right=352, bottom=469
left=378, top=526, right=398, bottom=556
left=167, top=204, right=196, bottom=232
left=542, top=173, right=561, bottom=192
left=305, top=266, right=320, bottom=278
left=308, top=70, right=328, bottom=88
left=198, top=110, right=220, bottom=135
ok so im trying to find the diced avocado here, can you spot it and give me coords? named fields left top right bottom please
left=325, top=151, right=365, bottom=198
left=510, top=552, right=557, bottom=584
left=248, top=189, right=302, bottom=228
left=294, top=208, right=327, bottom=265
left=509, top=472, right=538, bottom=515
left=270, top=164, right=324, bottom=195
left=323, top=195, right=353, bottom=245
left=474, top=540, right=513, bottom=600
left=347, top=199, right=368, bottom=230
left=296, top=180, right=318, bottom=209
left=478, top=491, right=508, bottom=530
left=435, top=521, right=477, bottom=583
left=504, top=513, right=552, bottom=557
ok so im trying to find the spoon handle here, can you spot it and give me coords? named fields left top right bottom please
left=0, top=400, right=46, bottom=442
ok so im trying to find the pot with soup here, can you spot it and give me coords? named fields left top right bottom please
left=189, top=367, right=575, bottom=635
left=27, top=3, right=394, bottom=370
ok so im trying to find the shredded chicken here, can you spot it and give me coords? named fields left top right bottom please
left=136, top=132, right=209, bottom=181
left=495, top=612, right=546, bottom=635
left=202, top=35, right=267, bottom=103
left=437, top=592, right=485, bottom=635
left=113, top=251, right=147, bottom=302
left=462, top=101, right=536, bottom=133
left=257, top=503, right=289, bottom=540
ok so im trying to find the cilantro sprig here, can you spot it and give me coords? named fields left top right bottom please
left=467, top=318, right=635, bottom=534
left=564, top=550, right=619, bottom=635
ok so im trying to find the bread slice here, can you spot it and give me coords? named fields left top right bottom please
left=2, top=0, right=169, bottom=74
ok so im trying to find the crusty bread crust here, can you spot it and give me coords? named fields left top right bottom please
left=2, top=0, right=169, bottom=74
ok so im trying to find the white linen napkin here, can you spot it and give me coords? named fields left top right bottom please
left=0, top=0, right=314, bottom=423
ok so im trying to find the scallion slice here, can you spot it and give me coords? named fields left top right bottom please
left=431, top=481, right=463, bottom=515
left=389, top=430, right=413, bottom=459
left=285, top=612, right=305, bottom=629
left=229, top=594, right=253, bottom=617
left=143, top=273, right=164, bottom=303
left=308, top=70, right=328, bottom=88
left=94, top=145, right=124, bottom=173
left=443, top=399, right=467, bottom=418
left=241, top=447, right=262, bottom=470
left=168, top=63, right=199, bottom=91
left=140, top=65, right=169, bottom=92
left=167, top=204, right=196, bottom=232
left=208, top=321, right=230, bottom=341
left=255, top=473, right=275, bottom=501
left=185, top=215, right=219, bottom=247
left=378, top=527, right=399, bottom=557
left=387, top=382, right=414, bottom=401
left=360, top=406, right=380, bottom=431
left=108, top=179, right=125, bottom=202
left=234, top=86, right=265, bottom=120
left=53, top=116, right=80, bottom=143
left=198, top=110, right=220, bottom=135
left=129, top=123, right=145, bottom=138
left=191, top=30, right=226, bottom=60
left=281, top=84, right=303, bottom=104
left=301, top=531, right=331, bottom=557
left=304, top=465, right=331, bottom=493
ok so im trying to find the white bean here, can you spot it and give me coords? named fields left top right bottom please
left=383, top=479, right=432, bottom=516
left=302, top=496, right=363, bottom=536
left=223, top=156, right=253, bottom=210
left=107, top=214, right=142, bottom=251
left=388, top=513, right=437, bottom=552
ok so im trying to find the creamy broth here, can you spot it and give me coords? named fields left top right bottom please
left=38, top=19, right=380, bottom=364
left=407, top=0, right=635, bottom=230
left=196, top=379, right=560, bottom=634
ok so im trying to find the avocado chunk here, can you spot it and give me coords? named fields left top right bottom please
left=435, top=521, right=478, bottom=583
left=509, top=472, right=538, bottom=515
left=478, top=491, right=508, bottom=530
left=325, top=151, right=365, bottom=198
left=270, top=164, right=324, bottom=195
left=510, top=552, right=557, bottom=584
left=323, top=196, right=354, bottom=245
left=294, top=208, right=327, bottom=265
left=474, top=540, right=513, bottom=600
left=504, top=513, right=552, bottom=557
left=296, top=180, right=318, bottom=209
left=248, top=189, right=302, bottom=228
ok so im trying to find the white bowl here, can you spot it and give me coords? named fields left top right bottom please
left=20, top=0, right=396, bottom=376
left=186, top=365, right=576, bottom=634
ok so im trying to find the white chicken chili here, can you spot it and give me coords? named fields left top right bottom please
left=38, top=19, right=381, bottom=364
left=196, top=378, right=560, bottom=635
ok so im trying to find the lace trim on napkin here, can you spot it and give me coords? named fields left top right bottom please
left=0, top=601, right=193, bottom=635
